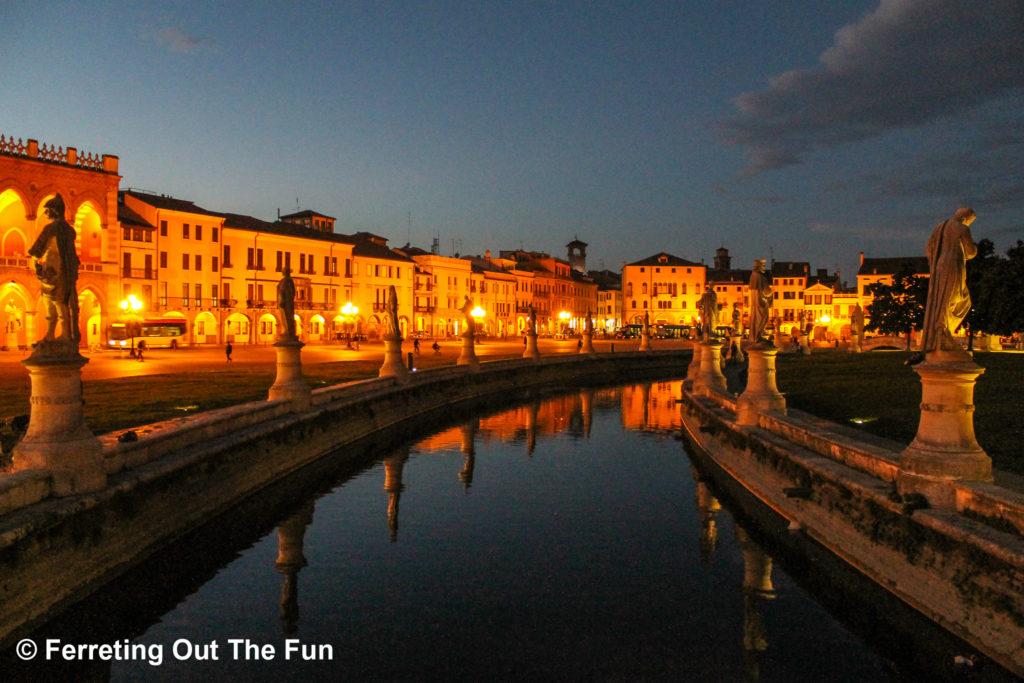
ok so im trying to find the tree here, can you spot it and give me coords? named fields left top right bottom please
left=864, top=266, right=927, bottom=350
left=966, top=238, right=1024, bottom=346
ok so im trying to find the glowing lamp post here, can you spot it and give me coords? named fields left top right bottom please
left=471, top=306, right=486, bottom=337
left=559, top=310, right=571, bottom=335
left=120, top=295, right=144, bottom=354
left=341, top=302, right=358, bottom=348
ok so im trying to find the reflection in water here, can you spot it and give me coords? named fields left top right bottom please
left=458, top=421, right=476, bottom=489
left=693, top=466, right=722, bottom=564
left=737, top=525, right=776, bottom=680
left=383, top=449, right=408, bottom=542
left=6, top=379, right=998, bottom=681
left=274, top=501, right=314, bottom=634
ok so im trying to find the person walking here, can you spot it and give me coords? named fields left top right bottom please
left=136, top=339, right=146, bottom=362
left=225, top=342, right=233, bottom=362
left=413, top=338, right=420, bottom=354
left=432, top=340, right=441, bottom=354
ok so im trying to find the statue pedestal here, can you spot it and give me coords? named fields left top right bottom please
left=798, top=332, right=811, bottom=355
left=694, top=339, right=727, bottom=394
left=580, top=331, right=596, bottom=355
left=523, top=332, right=541, bottom=359
left=457, top=332, right=479, bottom=369
left=12, top=346, right=106, bottom=496
left=897, top=355, right=992, bottom=509
left=268, top=337, right=311, bottom=410
left=737, top=344, right=786, bottom=426
left=850, top=333, right=862, bottom=353
left=638, top=330, right=652, bottom=351
left=686, top=338, right=703, bottom=384
left=378, top=336, right=409, bottom=381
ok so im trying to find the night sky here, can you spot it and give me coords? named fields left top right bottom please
left=4, top=1, right=1022, bottom=281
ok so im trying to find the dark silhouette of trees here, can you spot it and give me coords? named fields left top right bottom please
left=865, top=266, right=927, bottom=350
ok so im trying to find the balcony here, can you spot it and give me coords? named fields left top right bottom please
left=372, top=302, right=386, bottom=313
left=413, top=304, right=436, bottom=313
left=121, top=267, right=157, bottom=280
left=218, top=299, right=238, bottom=308
left=246, top=299, right=275, bottom=309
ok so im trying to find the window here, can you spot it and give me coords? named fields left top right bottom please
left=182, top=254, right=190, bottom=270
left=182, top=224, right=190, bottom=239
left=212, top=256, right=219, bottom=272
left=195, top=225, right=202, bottom=241
left=160, top=252, right=168, bottom=268
left=247, top=248, right=254, bottom=269
left=307, top=253, right=314, bottom=274
left=195, top=284, right=202, bottom=307
left=195, top=255, right=202, bottom=270
left=182, top=283, right=189, bottom=303
left=276, top=251, right=283, bottom=272
left=212, top=227, right=219, bottom=242
left=257, top=249, right=264, bottom=270
left=212, top=284, right=219, bottom=306
left=299, top=254, right=306, bottom=273
left=160, top=220, right=168, bottom=236
left=123, top=227, right=131, bottom=241
left=285, top=252, right=291, bottom=272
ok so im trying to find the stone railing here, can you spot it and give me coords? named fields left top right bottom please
left=0, top=135, right=119, bottom=173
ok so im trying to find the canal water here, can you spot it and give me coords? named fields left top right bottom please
left=4, top=381, right=996, bottom=681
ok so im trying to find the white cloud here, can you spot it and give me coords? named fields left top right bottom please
left=722, top=0, right=1024, bottom=172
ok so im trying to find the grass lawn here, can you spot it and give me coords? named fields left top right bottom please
left=776, top=349, right=1023, bottom=475
left=3, top=349, right=1020, bottom=475
left=0, top=352, right=513, bottom=458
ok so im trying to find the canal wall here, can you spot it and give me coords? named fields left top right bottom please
left=0, top=351, right=685, bottom=646
left=681, top=383, right=1024, bottom=677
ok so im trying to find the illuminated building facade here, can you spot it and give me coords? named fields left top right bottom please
left=622, top=253, right=706, bottom=328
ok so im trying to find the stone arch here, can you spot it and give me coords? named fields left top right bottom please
left=1, top=279, right=32, bottom=349
left=366, top=314, right=381, bottom=339
left=0, top=188, right=31, bottom=259
left=225, top=311, right=251, bottom=343
left=399, top=315, right=409, bottom=339
left=309, top=313, right=326, bottom=342
left=72, top=200, right=104, bottom=263
left=77, top=286, right=105, bottom=348
left=193, top=311, right=218, bottom=344
left=256, top=312, right=277, bottom=344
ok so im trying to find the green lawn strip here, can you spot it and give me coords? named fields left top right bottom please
left=776, top=350, right=1022, bottom=475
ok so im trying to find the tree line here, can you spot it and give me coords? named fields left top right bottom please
left=865, top=239, right=1024, bottom=349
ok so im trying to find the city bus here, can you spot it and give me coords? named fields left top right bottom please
left=108, top=318, right=188, bottom=350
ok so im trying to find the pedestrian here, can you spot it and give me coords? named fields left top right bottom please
left=413, top=338, right=420, bottom=354
left=136, top=339, right=146, bottom=362
left=432, top=340, right=441, bottom=354
left=226, top=342, right=233, bottom=362
left=577, top=338, right=583, bottom=353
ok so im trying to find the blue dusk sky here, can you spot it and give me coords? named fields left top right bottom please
left=3, top=0, right=1022, bottom=281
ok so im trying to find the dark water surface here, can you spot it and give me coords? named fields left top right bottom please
left=5, top=381, right=996, bottom=681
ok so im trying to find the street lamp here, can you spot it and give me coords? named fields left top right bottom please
left=340, top=302, right=358, bottom=348
left=558, top=310, right=571, bottom=335
left=119, top=294, right=144, bottom=355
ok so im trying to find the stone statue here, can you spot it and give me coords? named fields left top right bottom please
left=699, top=285, right=719, bottom=338
left=851, top=303, right=865, bottom=337
left=28, top=194, right=81, bottom=346
left=919, top=207, right=978, bottom=356
left=460, top=296, right=475, bottom=336
left=731, top=302, right=741, bottom=334
left=643, top=311, right=650, bottom=334
left=385, top=285, right=401, bottom=339
left=749, top=259, right=772, bottom=343
left=585, top=308, right=592, bottom=334
left=528, top=305, right=538, bottom=335
left=277, top=267, right=297, bottom=339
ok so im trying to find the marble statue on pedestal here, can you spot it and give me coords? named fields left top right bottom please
left=919, top=207, right=978, bottom=357
left=277, top=268, right=297, bottom=340
left=748, top=260, right=772, bottom=343
left=385, top=285, right=401, bottom=339
left=28, top=194, right=80, bottom=348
